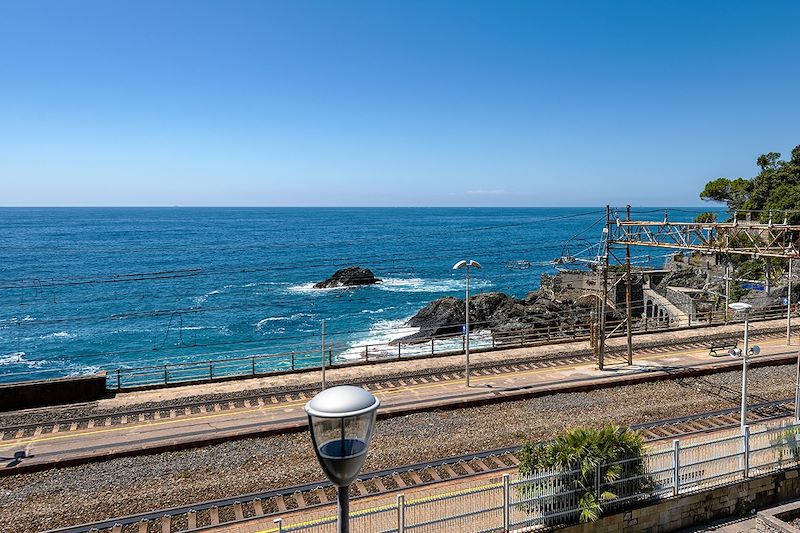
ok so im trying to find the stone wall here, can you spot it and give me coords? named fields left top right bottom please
left=557, top=468, right=800, bottom=533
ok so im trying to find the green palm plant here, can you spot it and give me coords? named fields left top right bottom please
left=517, top=425, right=651, bottom=524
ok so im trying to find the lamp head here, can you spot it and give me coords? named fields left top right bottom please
left=728, top=302, right=752, bottom=313
left=452, top=259, right=482, bottom=270
left=304, top=386, right=380, bottom=487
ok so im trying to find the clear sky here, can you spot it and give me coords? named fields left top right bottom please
left=1, top=1, right=798, bottom=207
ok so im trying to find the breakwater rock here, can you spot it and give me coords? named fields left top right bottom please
left=314, top=267, right=381, bottom=289
left=403, top=290, right=602, bottom=342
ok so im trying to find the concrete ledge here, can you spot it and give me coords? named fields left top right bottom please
left=0, top=372, right=108, bottom=411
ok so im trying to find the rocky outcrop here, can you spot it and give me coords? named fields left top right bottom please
left=314, top=267, right=381, bottom=289
left=403, top=289, right=605, bottom=342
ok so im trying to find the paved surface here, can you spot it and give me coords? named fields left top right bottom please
left=1, top=327, right=798, bottom=474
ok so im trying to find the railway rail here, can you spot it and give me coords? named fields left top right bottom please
left=0, top=335, right=777, bottom=441
left=43, top=397, right=797, bottom=533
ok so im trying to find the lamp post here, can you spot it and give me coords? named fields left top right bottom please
left=453, top=259, right=482, bottom=387
left=304, top=385, right=380, bottom=533
left=728, top=302, right=760, bottom=429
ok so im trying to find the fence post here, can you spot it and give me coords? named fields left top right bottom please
left=743, top=425, right=751, bottom=479
left=672, top=439, right=681, bottom=496
left=291, top=351, right=295, bottom=371
left=502, top=473, right=510, bottom=531
left=328, top=349, right=332, bottom=367
left=398, top=343, right=401, bottom=358
left=116, top=368, right=121, bottom=390
left=164, top=364, right=168, bottom=384
left=209, top=361, right=213, bottom=380
left=594, top=463, right=601, bottom=498
left=365, top=345, right=369, bottom=361
left=397, top=494, right=405, bottom=533
left=273, top=518, right=283, bottom=532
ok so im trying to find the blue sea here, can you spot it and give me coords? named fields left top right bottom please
left=0, top=207, right=712, bottom=383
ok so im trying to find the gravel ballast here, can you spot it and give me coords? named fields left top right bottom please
left=0, top=364, right=796, bottom=532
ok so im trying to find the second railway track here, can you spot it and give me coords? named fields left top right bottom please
left=43, top=397, right=797, bottom=533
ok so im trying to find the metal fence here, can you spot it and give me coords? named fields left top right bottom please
left=107, top=302, right=796, bottom=390
left=270, top=421, right=800, bottom=533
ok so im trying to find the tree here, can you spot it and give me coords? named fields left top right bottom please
left=700, top=146, right=800, bottom=221
left=518, top=425, right=650, bottom=524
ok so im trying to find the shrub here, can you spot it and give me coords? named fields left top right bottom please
left=517, top=425, right=650, bottom=524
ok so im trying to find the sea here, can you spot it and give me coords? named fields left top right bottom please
left=0, top=207, right=716, bottom=383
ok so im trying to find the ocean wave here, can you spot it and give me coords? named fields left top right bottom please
left=361, top=308, right=385, bottom=314
left=192, top=289, right=221, bottom=306
left=254, top=313, right=311, bottom=330
left=41, top=331, right=76, bottom=339
left=376, top=277, right=493, bottom=293
left=285, top=282, right=350, bottom=294
left=0, top=352, right=48, bottom=368
left=338, top=319, right=493, bottom=362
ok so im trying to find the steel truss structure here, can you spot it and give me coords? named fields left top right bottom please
left=594, top=206, right=799, bottom=370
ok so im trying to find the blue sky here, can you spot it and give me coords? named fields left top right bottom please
left=1, top=1, right=798, bottom=207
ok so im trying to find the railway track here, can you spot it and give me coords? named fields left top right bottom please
left=44, top=397, right=796, bottom=533
left=0, top=336, right=764, bottom=441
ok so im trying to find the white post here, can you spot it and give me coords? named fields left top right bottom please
left=273, top=518, right=283, bottom=533
left=397, top=494, right=405, bottom=533
left=672, top=439, right=681, bottom=496
left=502, top=473, right=510, bottom=531
left=741, top=314, right=749, bottom=429
left=725, top=264, right=730, bottom=324
left=795, top=348, right=800, bottom=423
left=321, top=319, right=326, bottom=391
left=742, top=425, right=750, bottom=479
left=789, top=258, right=793, bottom=345
left=465, top=264, right=471, bottom=388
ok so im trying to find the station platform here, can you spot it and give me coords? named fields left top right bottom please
left=1, top=319, right=797, bottom=474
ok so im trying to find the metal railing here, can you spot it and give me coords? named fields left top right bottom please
left=107, top=302, right=797, bottom=390
left=270, top=421, right=800, bottom=532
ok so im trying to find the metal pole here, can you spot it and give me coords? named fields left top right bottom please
left=337, top=485, right=349, bottom=533
left=625, top=205, right=633, bottom=365
left=598, top=205, right=611, bottom=370
left=741, top=314, right=749, bottom=429
left=725, top=263, right=730, bottom=324
left=672, top=439, right=681, bottom=496
left=321, top=319, right=326, bottom=391
left=789, top=258, right=793, bottom=345
left=397, top=494, right=405, bottom=533
left=742, top=425, right=750, bottom=479
left=465, top=264, right=471, bottom=387
left=502, top=473, right=510, bottom=531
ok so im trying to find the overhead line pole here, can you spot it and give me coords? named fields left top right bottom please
left=598, top=205, right=611, bottom=370
left=625, top=205, right=633, bottom=366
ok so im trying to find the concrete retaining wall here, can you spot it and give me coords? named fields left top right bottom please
left=0, top=372, right=108, bottom=411
left=559, top=468, right=800, bottom=533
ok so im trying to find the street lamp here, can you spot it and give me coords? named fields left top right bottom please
left=728, top=302, right=760, bottom=429
left=304, top=385, right=380, bottom=533
left=453, top=259, right=482, bottom=387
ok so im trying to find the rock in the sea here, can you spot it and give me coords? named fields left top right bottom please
left=314, top=267, right=381, bottom=289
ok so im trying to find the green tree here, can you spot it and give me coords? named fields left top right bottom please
left=518, top=426, right=650, bottom=524
left=694, top=211, right=717, bottom=223
left=700, top=146, right=800, bottom=221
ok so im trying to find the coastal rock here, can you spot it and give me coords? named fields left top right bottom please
left=314, top=267, right=381, bottom=289
left=403, top=289, right=597, bottom=341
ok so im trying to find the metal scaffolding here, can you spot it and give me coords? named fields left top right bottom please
left=596, top=206, right=799, bottom=370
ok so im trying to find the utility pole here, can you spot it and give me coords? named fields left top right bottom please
left=625, top=205, right=633, bottom=365
left=598, top=205, right=611, bottom=370
left=321, top=319, right=327, bottom=390
left=788, top=258, right=794, bottom=346
left=724, top=263, right=731, bottom=324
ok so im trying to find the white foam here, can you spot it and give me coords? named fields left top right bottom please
left=339, top=320, right=494, bottom=363
left=255, top=313, right=312, bottom=330
left=192, top=289, right=221, bottom=306
left=376, top=277, right=493, bottom=293
left=0, top=352, right=47, bottom=368
left=286, top=282, right=349, bottom=294
left=361, top=308, right=385, bottom=314
left=41, top=331, right=76, bottom=339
